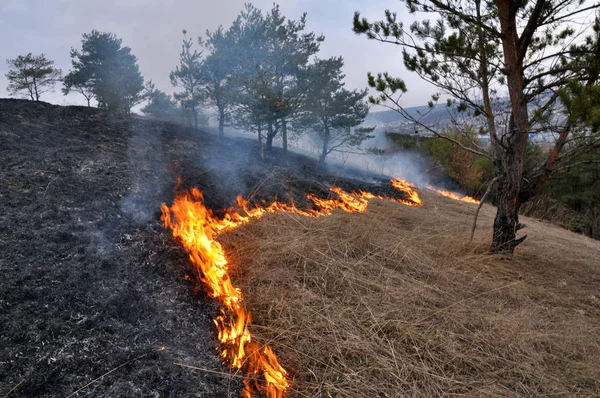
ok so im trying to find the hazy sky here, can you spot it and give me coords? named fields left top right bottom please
left=0, top=0, right=436, bottom=110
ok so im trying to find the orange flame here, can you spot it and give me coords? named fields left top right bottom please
left=390, top=178, right=423, bottom=206
left=160, top=182, right=423, bottom=397
left=161, top=188, right=289, bottom=397
left=425, top=185, right=480, bottom=204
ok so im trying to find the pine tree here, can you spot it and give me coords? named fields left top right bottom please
left=62, top=71, right=94, bottom=106
left=229, top=4, right=323, bottom=155
left=200, top=27, right=236, bottom=138
left=354, top=1, right=600, bottom=253
left=6, top=53, right=62, bottom=101
left=141, top=84, right=179, bottom=120
left=170, top=30, right=204, bottom=129
left=64, top=30, right=147, bottom=114
left=299, top=57, right=374, bottom=165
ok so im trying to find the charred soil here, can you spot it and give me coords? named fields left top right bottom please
left=0, top=99, right=406, bottom=397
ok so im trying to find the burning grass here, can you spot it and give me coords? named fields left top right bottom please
left=223, top=192, right=600, bottom=397
left=160, top=182, right=422, bottom=396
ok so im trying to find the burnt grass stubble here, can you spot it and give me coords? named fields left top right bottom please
left=0, top=99, right=410, bottom=397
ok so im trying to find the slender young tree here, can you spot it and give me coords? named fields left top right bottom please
left=200, top=27, right=237, bottom=138
left=354, top=1, right=600, bottom=253
left=170, top=30, right=204, bottom=129
left=6, top=53, right=62, bottom=101
left=299, top=57, right=375, bottom=165
left=62, top=71, right=95, bottom=106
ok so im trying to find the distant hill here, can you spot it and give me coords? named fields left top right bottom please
left=364, top=104, right=454, bottom=132
left=364, top=95, right=559, bottom=136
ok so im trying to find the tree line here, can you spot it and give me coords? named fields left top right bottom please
left=4, top=4, right=374, bottom=165
left=5, top=0, right=599, bottom=254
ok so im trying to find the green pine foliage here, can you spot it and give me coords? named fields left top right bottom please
left=64, top=30, right=147, bottom=114
left=5, top=53, right=62, bottom=101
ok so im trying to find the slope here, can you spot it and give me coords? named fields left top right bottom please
left=225, top=190, right=600, bottom=397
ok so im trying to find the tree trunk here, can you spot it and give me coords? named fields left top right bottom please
left=492, top=176, right=526, bottom=252
left=218, top=109, right=225, bottom=138
left=475, top=0, right=504, bottom=173
left=266, top=122, right=274, bottom=152
left=23, top=76, right=33, bottom=101
left=192, top=108, right=198, bottom=130
left=492, top=1, right=530, bottom=253
left=282, top=118, right=288, bottom=159
left=33, top=76, right=39, bottom=101
left=258, top=124, right=264, bottom=160
left=319, top=133, right=330, bottom=166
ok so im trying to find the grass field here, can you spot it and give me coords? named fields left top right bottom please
left=224, top=189, right=600, bottom=397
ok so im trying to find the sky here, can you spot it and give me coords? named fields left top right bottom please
left=0, top=0, right=436, bottom=111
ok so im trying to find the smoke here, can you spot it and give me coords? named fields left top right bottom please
left=89, top=230, right=112, bottom=255
left=281, top=128, right=433, bottom=186
left=120, top=122, right=169, bottom=223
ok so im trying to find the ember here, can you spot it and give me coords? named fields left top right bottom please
left=160, top=180, right=422, bottom=397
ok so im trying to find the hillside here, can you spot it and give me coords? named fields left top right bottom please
left=0, top=99, right=407, bottom=397
left=231, top=191, right=600, bottom=397
left=1, top=99, right=599, bottom=397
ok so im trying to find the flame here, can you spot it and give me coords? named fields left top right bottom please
left=160, top=182, right=424, bottom=397
left=161, top=188, right=289, bottom=397
left=389, top=177, right=479, bottom=205
left=425, top=185, right=480, bottom=204
left=390, top=178, right=423, bottom=206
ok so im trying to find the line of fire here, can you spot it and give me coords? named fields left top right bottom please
left=160, top=178, right=478, bottom=397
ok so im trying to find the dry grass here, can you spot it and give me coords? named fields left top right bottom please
left=222, top=189, right=600, bottom=397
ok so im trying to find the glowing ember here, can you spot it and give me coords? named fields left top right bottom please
left=390, top=178, right=423, bottom=206
left=425, top=185, right=480, bottom=204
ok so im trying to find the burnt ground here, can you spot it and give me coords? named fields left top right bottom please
left=0, top=99, right=406, bottom=397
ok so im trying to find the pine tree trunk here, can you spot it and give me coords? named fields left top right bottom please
left=492, top=177, right=525, bottom=252
left=282, top=118, right=288, bottom=158
left=33, top=76, right=39, bottom=101
left=258, top=124, right=264, bottom=160
left=218, top=109, right=225, bottom=138
left=491, top=1, right=529, bottom=253
left=319, top=134, right=329, bottom=166
left=266, top=122, right=274, bottom=152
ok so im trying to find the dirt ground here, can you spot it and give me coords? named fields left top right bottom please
left=0, top=99, right=413, bottom=397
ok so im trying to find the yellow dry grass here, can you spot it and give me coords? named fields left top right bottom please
left=222, top=189, right=600, bottom=397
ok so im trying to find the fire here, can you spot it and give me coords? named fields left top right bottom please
left=389, top=177, right=479, bottom=205
left=160, top=182, right=423, bottom=397
left=161, top=188, right=289, bottom=397
left=425, top=185, right=480, bottom=204
left=390, top=178, right=423, bottom=206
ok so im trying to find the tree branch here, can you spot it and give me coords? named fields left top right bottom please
left=518, top=0, right=548, bottom=62
left=470, top=176, right=499, bottom=243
